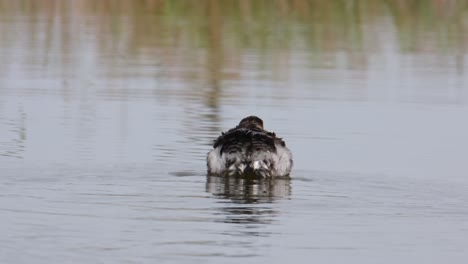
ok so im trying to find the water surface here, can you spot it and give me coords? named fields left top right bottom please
left=1, top=1, right=468, bottom=263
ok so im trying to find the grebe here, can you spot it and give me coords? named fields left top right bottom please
left=207, top=116, right=293, bottom=177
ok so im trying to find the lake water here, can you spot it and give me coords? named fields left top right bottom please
left=1, top=1, right=468, bottom=263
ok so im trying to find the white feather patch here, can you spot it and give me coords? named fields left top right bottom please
left=207, top=146, right=225, bottom=174
left=272, top=144, right=293, bottom=176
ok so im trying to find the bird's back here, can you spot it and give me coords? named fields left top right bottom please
left=207, top=116, right=293, bottom=178
left=215, top=128, right=276, bottom=155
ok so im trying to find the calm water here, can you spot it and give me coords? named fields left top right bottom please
left=1, top=1, right=468, bottom=263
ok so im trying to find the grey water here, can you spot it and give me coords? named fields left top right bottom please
left=1, top=1, right=468, bottom=263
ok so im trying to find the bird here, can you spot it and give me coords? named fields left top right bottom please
left=207, top=116, right=293, bottom=178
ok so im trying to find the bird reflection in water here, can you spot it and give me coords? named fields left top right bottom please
left=206, top=175, right=291, bottom=229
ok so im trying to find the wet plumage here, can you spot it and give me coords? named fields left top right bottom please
left=207, top=116, right=293, bottom=177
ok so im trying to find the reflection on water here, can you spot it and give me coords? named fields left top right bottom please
left=1, top=0, right=468, bottom=166
left=206, top=176, right=290, bottom=227
left=206, top=175, right=290, bottom=239
left=1, top=1, right=468, bottom=264
left=207, top=175, right=291, bottom=204
left=0, top=104, right=26, bottom=158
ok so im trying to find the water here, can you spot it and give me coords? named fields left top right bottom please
left=1, top=1, right=468, bottom=263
